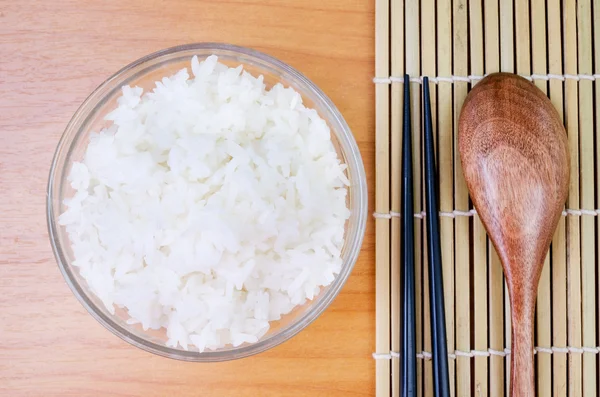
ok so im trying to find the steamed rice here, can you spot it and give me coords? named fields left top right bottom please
left=59, top=55, right=350, bottom=351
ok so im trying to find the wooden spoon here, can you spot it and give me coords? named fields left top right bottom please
left=458, top=73, right=569, bottom=397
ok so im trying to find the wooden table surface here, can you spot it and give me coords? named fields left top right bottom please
left=0, top=1, right=375, bottom=396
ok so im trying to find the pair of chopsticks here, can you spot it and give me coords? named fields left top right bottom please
left=401, top=76, right=450, bottom=397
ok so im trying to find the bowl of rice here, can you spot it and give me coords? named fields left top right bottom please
left=47, top=43, right=367, bottom=361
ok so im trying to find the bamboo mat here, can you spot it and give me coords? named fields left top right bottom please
left=374, top=1, right=600, bottom=396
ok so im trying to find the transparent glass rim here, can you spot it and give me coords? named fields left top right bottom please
left=47, top=43, right=368, bottom=362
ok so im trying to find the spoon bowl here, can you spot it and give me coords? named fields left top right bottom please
left=459, top=73, right=569, bottom=396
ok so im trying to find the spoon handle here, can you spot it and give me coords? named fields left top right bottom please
left=509, top=293, right=536, bottom=397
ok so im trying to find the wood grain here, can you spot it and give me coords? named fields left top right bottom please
left=459, top=74, right=570, bottom=397
left=0, top=1, right=375, bottom=396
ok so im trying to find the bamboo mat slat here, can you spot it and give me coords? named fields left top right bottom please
left=435, top=0, right=455, bottom=395
left=389, top=0, right=402, bottom=393
left=548, top=2, right=568, bottom=392
left=565, top=1, right=583, bottom=396
left=374, top=0, right=389, bottom=394
left=403, top=2, right=423, bottom=396
left=483, top=1, right=503, bottom=396
left=421, top=1, right=435, bottom=395
left=530, top=2, right=551, bottom=396
left=453, top=1, right=470, bottom=395
left=577, top=1, right=596, bottom=396
left=468, top=1, right=487, bottom=395
left=436, top=0, right=455, bottom=394
left=595, top=0, right=600, bottom=388
left=374, top=0, right=600, bottom=396
left=548, top=3, right=568, bottom=396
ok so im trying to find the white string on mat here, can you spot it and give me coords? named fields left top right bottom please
left=372, top=346, right=600, bottom=360
left=373, top=208, right=600, bottom=219
left=372, top=351, right=400, bottom=359
left=372, top=211, right=401, bottom=219
left=374, top=210, right=477, bottom=219
left=563, top=208, right=600, bottom=216
left=372, top=73, right=600, bottom=84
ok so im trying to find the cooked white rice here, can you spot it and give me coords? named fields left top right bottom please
left=59, top=55, right=350, bottom=351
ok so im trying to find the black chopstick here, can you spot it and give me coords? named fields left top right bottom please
left=401, top=74, right=416, bottom=397
left=423, top=77, right=450, bottom=397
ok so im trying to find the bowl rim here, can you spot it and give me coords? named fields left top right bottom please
left=47, top=42, right=368, bottom=362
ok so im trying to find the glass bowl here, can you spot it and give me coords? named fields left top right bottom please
left=47, top=43, right=367, bottom=362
